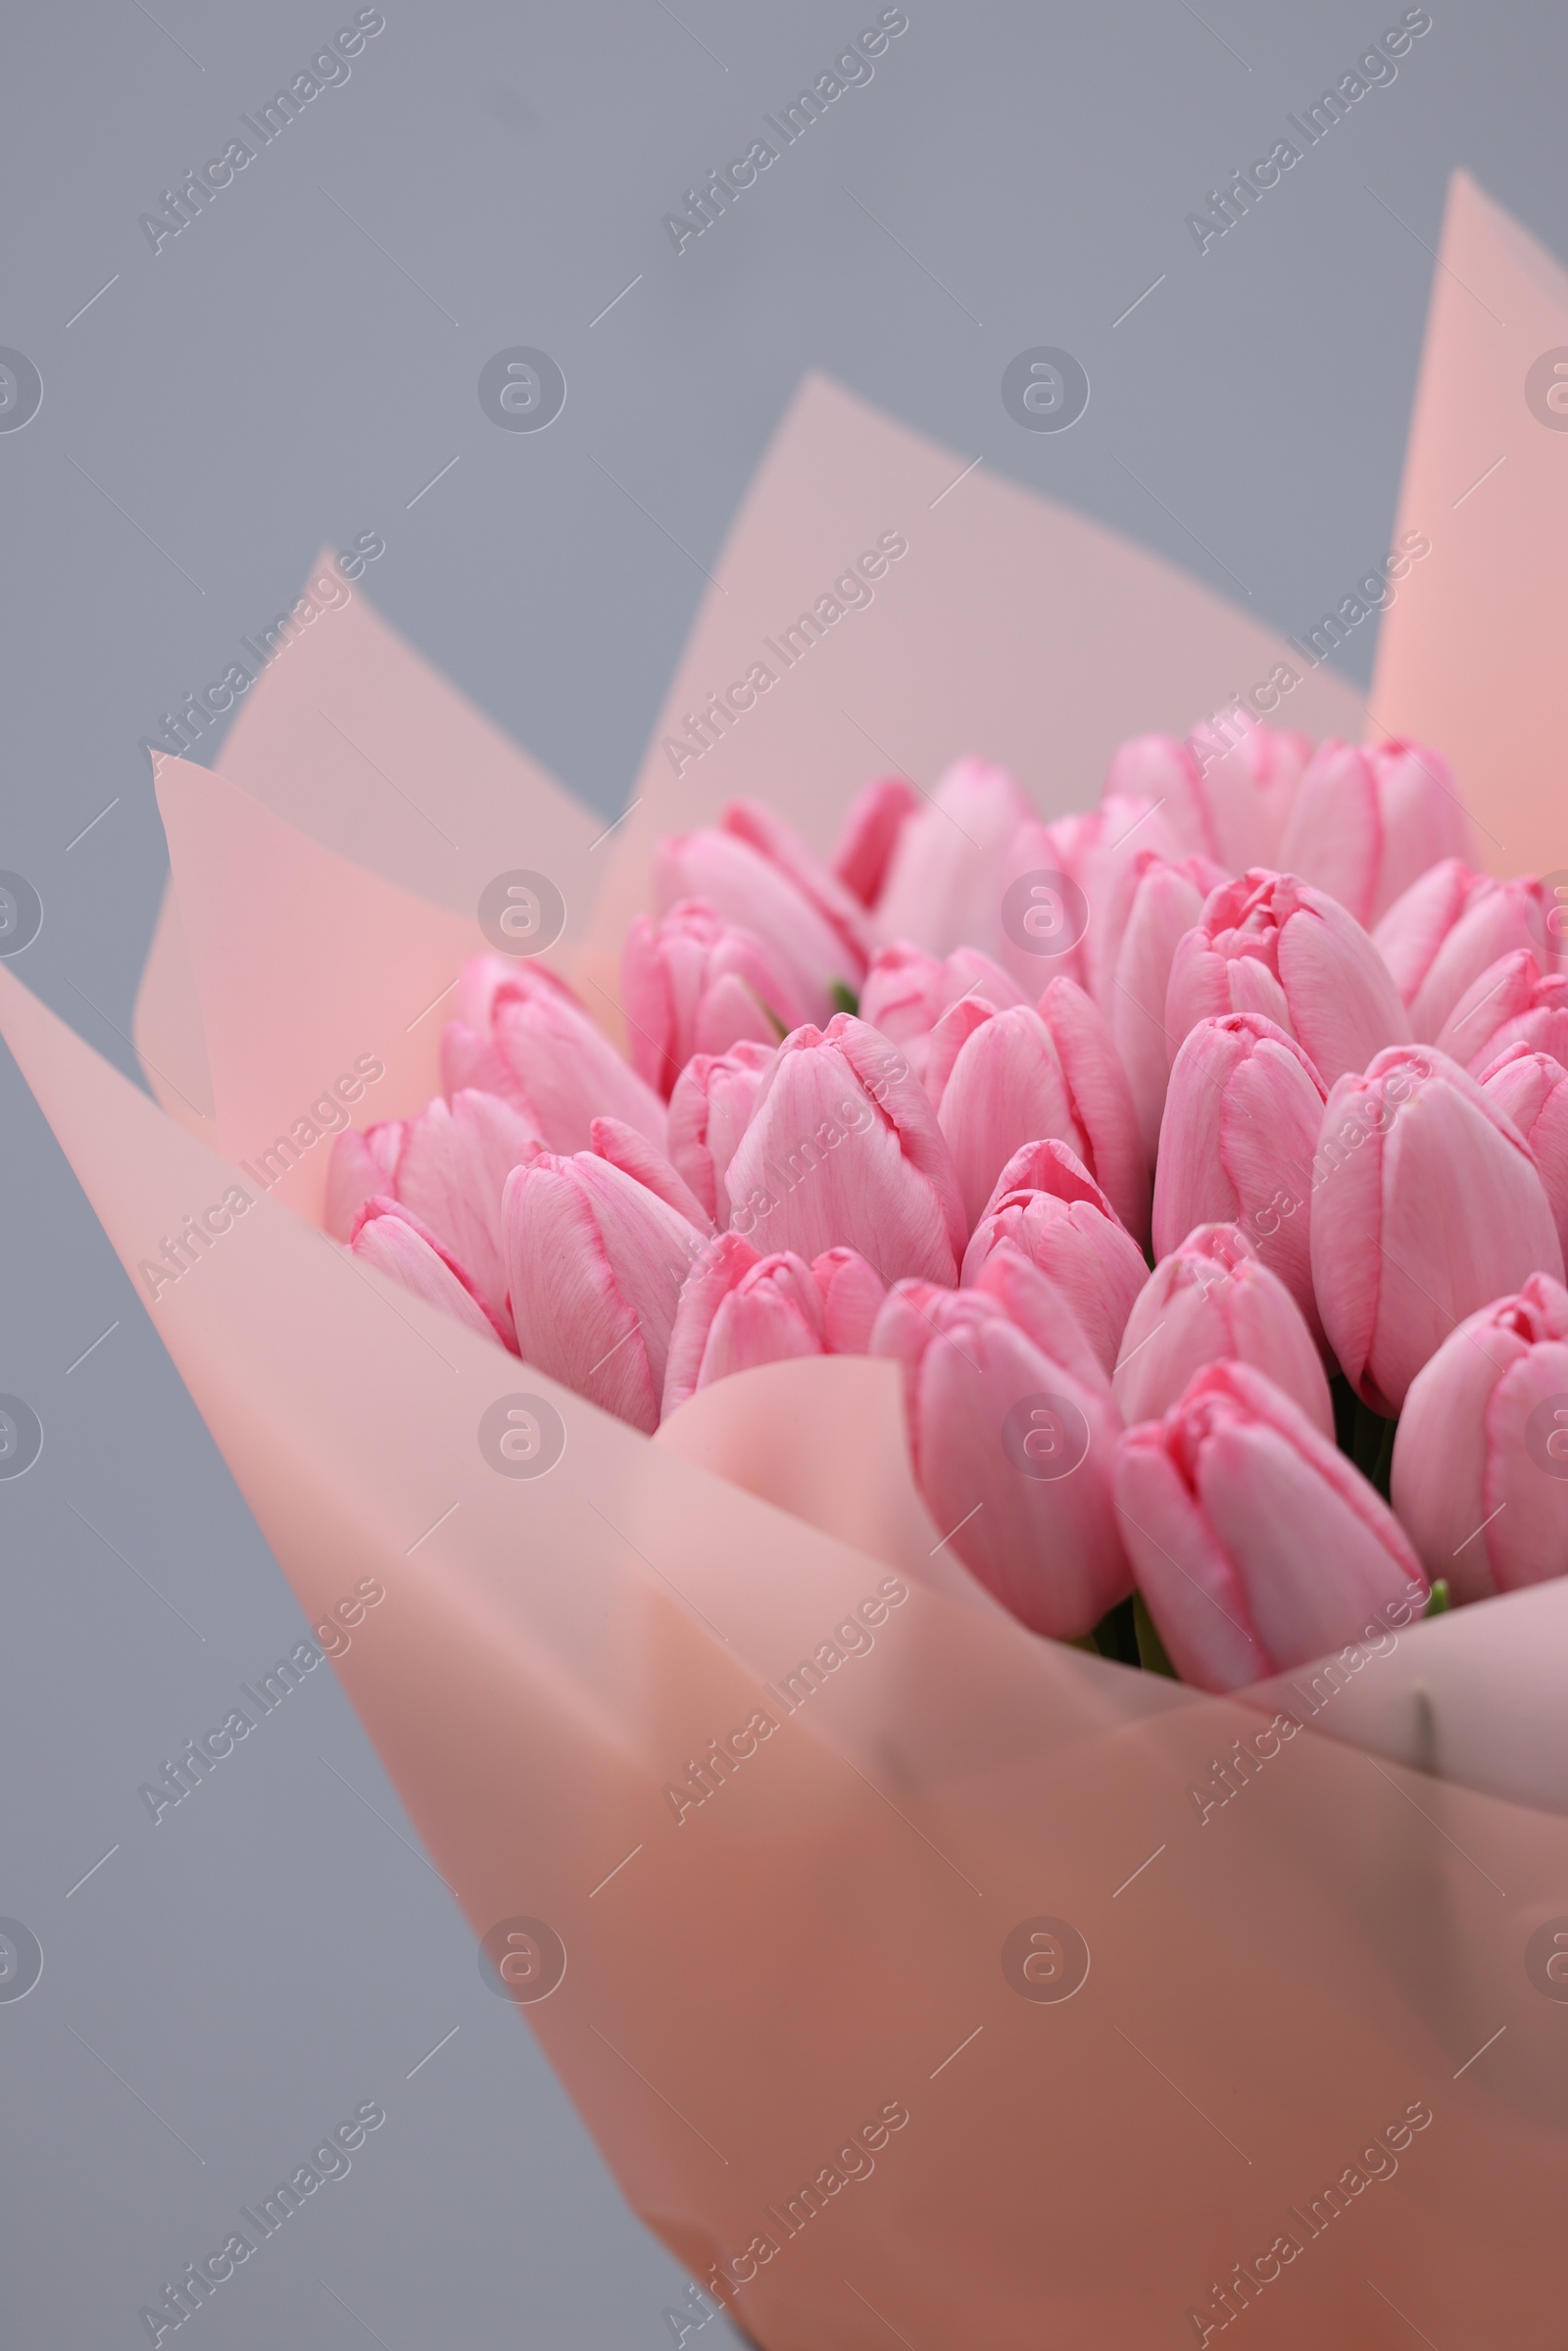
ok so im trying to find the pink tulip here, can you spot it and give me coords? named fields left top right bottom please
left=452, top=952, right=580, bottom=1037
left=1278, top=737, right=1476, bottom=927
left=1391, top=1274, right=1568, bottom=1604
left=871, top=1263, right=1130, bottom=1639
left=324, top=1118, right=407, bottom=1241
left=1112, top=1222, right=1333, bottom=1438
left=587, top=1117, right=715, bottom=1234
left=656, top=815, right=865, bottom=1011
left=718, top=800, right=874, bottom=982
left=662, top=1235, right=889, bottom=1414
left=1009, top=794, right=1187, bottom=1005
left=1115, top=1361, right=1427, bottom=1692
left=873, top=756, right=1034, bottom=958
left=1373, top=860, right=1557, bottom=1042
left=1434, top=948, right=1568, bottom=1072
left=832, top=774, right=919, bottom=908
left=502, top=1151, right=709, bottom=1432
left=1166, top=868, right=1410, bottom=1086
left=1152, top=1014, right=1328, bottom=1329
left=1108, top=851, right=1228, bottom=1161
left=326, top=1091, right=541, bottom=1323
left=442, top=963, right=667, bottom=1156
left=724, top=1014, right=966, bottom=1284
left=665, top=1041, right=775, bottom=1226
left=928, top=976, right=1149, bottom=1239
left=1310, top=1045, right=1564, bottom=1414
left=1480, top=1045, right=1568, bottom=1260
left=1106, top=713, right=1308, bottom=873
left=348, top=1197, right=514, bottom=1350
left=662, top=1237, right=825, bottom=1415
left=962, top=1139, right=1148, bottom=1377
left=859, top=940, right=1025, bottom=1083
left=811, top=1245, right=888, bottom=1352
left=621, top=900, right=804, bottom=1098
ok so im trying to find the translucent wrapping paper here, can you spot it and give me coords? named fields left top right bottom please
left=6, top=171, right=1568, bottom=2348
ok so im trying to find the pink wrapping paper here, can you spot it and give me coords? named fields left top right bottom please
left=7, top=169, right=1568, bottom=2348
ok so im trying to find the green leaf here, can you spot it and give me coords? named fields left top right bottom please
left=1423, top=1579, right=1451, bottom=1619
left=828, top=979, right=860, bottom=1018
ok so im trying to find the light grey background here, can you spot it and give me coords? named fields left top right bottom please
left=1, top=2, right=1563, bottom=2342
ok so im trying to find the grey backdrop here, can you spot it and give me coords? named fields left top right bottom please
left=2, top=2, right=1563, bottom=2343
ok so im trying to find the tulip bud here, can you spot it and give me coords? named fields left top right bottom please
left=1373, top=860, right=1558, bottom=1041
left=718, top=800, right=874, bottom=982
left=1007, top=795, right=1187, bottom=1006
left=1108, top=851, right=1228, bottom=1161
left=928, top=977, right=1148, bottom=1240
left=1310, top=1046, right=1564, bottom=1414
left=1113, top=1222, right=1333, bottom=1437
left=1153, top=1013, right=1328, bottom=1328
left=621, top=900, right=804, bottom=1097
left=348, top=1197, right=514, bottom=1350
left=811, top=1246, right=887, bottom=1353
left=724, top=1015, right=967, bottom=1284
left=1392, top=1274, right=1568, bottom=1604
left=1479, top=1045, right=1568, bottom=1260
left=1278, top=738, right=1476, bottom=927
left=1106, top=712, right=1308, bottom=873
left=1116, top=1362, right=1427, bottom=1692
left=1166, top=868, right=1410, bottom=1086
left=859, top=940, right=1025, bottom=1084
left=831, top=773, right=919, bottom=908
left=1434, top=947, right=1568, bottom=1072
left=662, top=1236, right=825, bottom=1416
left=587, top=1117, right=715, bottom=1234
left=963, top=1139, right=1148, bottom=1377
left=443, top=961, right=667, bottom=1156
left=655, top=819, right=864, bottom=1012
left=873, top=756, right=1035, bottom=958
left=871, top=1270, right=1130, bottom=1639
left=502, top=1151, right=708, bottom=1432
left=325, top=1118, right=407, bottom=1243
left=662, top=1236, right=887, bottom=1414
left=666, top=1041, right=775, bottom=1226
left=388, top=1089, right=541, bottom=1320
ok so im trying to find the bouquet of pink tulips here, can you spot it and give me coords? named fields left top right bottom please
left=8, top=171, right=1568, bottom=2351
left=325, top=721, right=1568, bottom=1691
